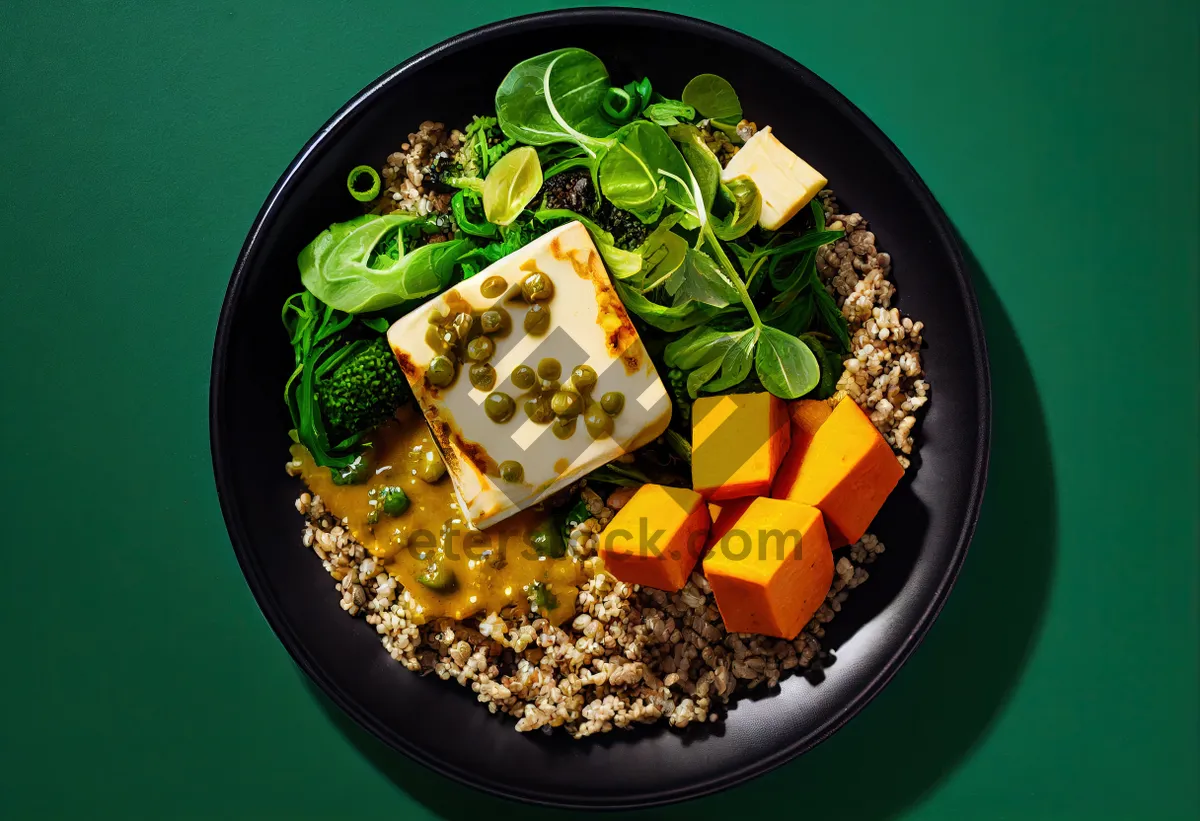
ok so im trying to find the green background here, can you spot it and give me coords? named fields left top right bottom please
left=2, top=0, right=1197, bottom=818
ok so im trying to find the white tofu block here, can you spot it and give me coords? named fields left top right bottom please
left=721, top=126, right=828, bottom=231
left=387, top=221, right=672, bottom=530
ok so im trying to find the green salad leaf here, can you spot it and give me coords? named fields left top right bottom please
left=483, top=145, right=543, bottom=226
left=299, top=214, right=470, bottom=313
left=755, top=326, right=820, bottom=398
left=712, top=177, right=762, bottom=241
left=668, top=124, right=721, bottom=213
left=596, top=120, right=688, bottom=220
left=682, top=74, right=742, bottom=123
left=495, top=48, right=617, bottom=152
left=614, top=280, right=720, bottom=331
left=666, top=248, right=739, bottom=308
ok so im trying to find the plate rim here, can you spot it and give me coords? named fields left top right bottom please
left=210, top=6, right=992, bottom=809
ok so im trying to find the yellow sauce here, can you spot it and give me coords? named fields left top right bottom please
left=293, top=407, right=583, bottom=624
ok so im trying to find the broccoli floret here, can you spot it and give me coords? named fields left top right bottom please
left=318, top=338, right=411, bottom=443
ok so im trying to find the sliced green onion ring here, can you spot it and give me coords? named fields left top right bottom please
left=347, top=165, right=381, bottom=202
left=602, top=87, right=635, bottom=122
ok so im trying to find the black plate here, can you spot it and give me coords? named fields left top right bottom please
left=210, top=8, right=990, bottom=809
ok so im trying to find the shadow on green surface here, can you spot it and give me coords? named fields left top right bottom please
left=304, top=239, right=1057, bottom=820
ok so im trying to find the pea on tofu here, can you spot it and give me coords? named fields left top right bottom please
left=417, top=563, right=457, bottom=592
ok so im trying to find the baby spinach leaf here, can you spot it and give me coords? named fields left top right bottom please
left=682, top=74, right=742, bottom=123
left=712, top=177, right=762, bottom=241
left=643, top=100, right=695, bottom=126
left=534, top=207, right=642, bottom=279
left=666, top=248, right=740, bottom=308
left=755, top=326, right=820, bottom=399
left=686, top=356, right=725, bottom=398
left=668, top=124, right=721, bottom=213
left=664, top=326, right=745, bottom=369
left=703, top=328, right=758, bottom=393
left=495, top=48, right=616, bottom=151
left=299, top=215, right=469, bottom=313
left=597, top=120, right=688, bottom=220
left=640, top=229, right=688, bottom=291
left=614, top=280, right=720, bottom=331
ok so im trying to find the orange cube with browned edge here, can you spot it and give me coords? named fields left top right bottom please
left=692, top=393, right=790, bottom=501
left=771, top=398, right=903, bottom=547
left=774, top=399, right=834, bottom=494
left=599, top=484, right=711, bottom=592
left=702, top=497, right=833, bottom=639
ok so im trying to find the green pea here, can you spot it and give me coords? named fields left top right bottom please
left=523, top=393, right=555, bottom=424
left=418, top=449, right=446, bottom=483
left=550, top=389, right=582, bottom=418
left=529, top=518, right=566, bottom=558
left=479, top=308, right=509, bottom=335
left=570, top=365, right=597, bottom=393
left=584, top=403, right=614, bottom=439
left=551, top=417, right=577, bottom=440
left=466, top=335, right=495, bottom=362
left=425, top=324, right=447, bottom=352
left=380, top=486, right=410, bottom=516
left=427, top=355, right=456, bottom=387
left=417, top=563, right=457, bottom=592
left=499, top=460, right=524, bottom=483
left=537, top=358, right=561, bottom=381
left=480, top=275, right=507, bottom=299
left=449, top=312, right=475, bottom=342
left=520, top=271, right=555, bottom=302
left=484, top=391, right=516, bottom=423
left=523, top=304, right=550, bottom=335
left=511, top=364, right=536, bottom=391
left=600, top=391, right=625, bottom=416
left=469, top=363, right=496, bottom=390
left=331, top=454, right=371, bottom=485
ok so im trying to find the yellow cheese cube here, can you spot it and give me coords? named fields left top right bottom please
left=721, top=126, right=827, bottom=231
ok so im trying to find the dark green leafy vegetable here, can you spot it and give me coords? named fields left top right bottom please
left=665, top=429, right=691, bottom=463
left=755, top=326, right=820, bottom=398
left=495, top=48, right=617, bottom=152
left=299, top=214, right=469, bottom=312
left=682, top=74, right=742, bottom=123
left=666, top=247, right=739, bottom=308
left=614, top=280, right=721, bottom=331
left=711, top=177, right=762, bottom=241
left=668, top=124, right=721, bottom=212
left=450, top=191, right=498, bottom=237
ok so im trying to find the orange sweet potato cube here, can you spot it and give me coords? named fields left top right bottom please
left=771, top=398, right=903, bottom=547
left=702, top=497, right=833, bottom=639
left=599, top=484, right=711, bottom=591
left=692, top=393, right=790, bottom=501
left=774, top=399, right=834, bottom=494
